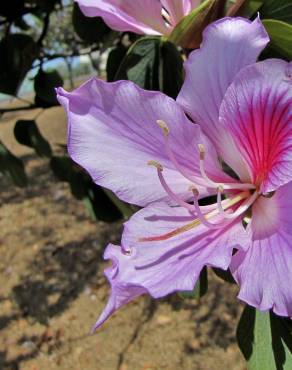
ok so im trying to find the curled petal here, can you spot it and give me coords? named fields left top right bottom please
left=220, top=60, right=292, bottom=193
left=94, top=202, right=250, bottom=329
left=231, top=182, right=292, bottom=317
left=75, top=0, right=170, bottom=35
left=57, top=79, right=227, bottom=207
left=177, top=17, right=269, bottom=181
left=161, top=0, right=200, bottom=25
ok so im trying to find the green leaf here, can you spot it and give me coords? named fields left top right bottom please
left=0, top=34, right=39, bottom=95
left=106, top=44, right=128, bottom=82
left=72, top=3, right=111, bottom=43
left=115, top=37, right=160, bottom=90
left=50, top=156, right=73, bottom=182
left=103, top=188, right=135, bottom=220
left=159, top=40, right=183, bottom=99
left=169, top=0, right=223, bottom=49
left=50, top=156, right=86, bottom=199
left=260, top=0, right=292, bottom=24
left=0, top=141, right=27, bottom=187
left=179, top=267, right=208, bottom=299
left=83, top=184, right=122, bottom=222
left=237, top=306, right=292, bottom=369
left=262, top=19, right=292, bottom=60
left=34, top=69, right=64, bottom=107
left=115, top=37, right=183, bottom=98
left=212, top=267, right=236, bottom=284
left=50, top=156, right=123, bottom=222
left=226, top=0, right=263, bottom=17
left=14, top=120, right=52, bottom=157
left=270, top=314, right=292, bottom=370
left=34, top=0, right=60, bottom=12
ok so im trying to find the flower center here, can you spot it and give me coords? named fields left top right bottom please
left=139, top=120, right=260, bottom=242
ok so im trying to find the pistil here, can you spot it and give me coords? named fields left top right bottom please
left=148, top=160, right=195, bottom=213
left=217, top=186, right=259, bottom=220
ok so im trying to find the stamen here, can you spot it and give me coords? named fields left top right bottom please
left=139, top=191, right=250, bottom=242
left=198, top=144, right=256, bottom=190
left=156, top=119, right=169, bottom=136
left=190, top=186, right=225, bottom=229
left=156, top=119, right=199, bottom=184
left=148, top=160, right=195, bottom=213
left=217, top=187, right=258, bottom=220
left=148, top=160, right=163, bottom=171
left=121, top=247, right=132, bottom=256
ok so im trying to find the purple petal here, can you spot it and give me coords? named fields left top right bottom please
left=220, top=60, right=292, bottom=193
left=231, top=182, right=292, bottom=317
left=57, top=78, right=227, bottom=207
left=177, top=17, right=269, bottom=180
left=75, top=0, right=170, bottom=35
left=94, top=202, right=250, bottom=329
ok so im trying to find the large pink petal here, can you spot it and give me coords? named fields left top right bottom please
left=220, top=60, right=292, bottom=193
left=94, top=202, right=250, bottom=329
left=57, top=79, right=227, bottom=207
left=75, top=0, right=170, bottom=35
left=177, top=17, right=269, bottom=181
left=231, top=182, right=292, bottom=317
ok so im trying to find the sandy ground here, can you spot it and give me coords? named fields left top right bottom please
left=0, top=103, right=246, bottom=370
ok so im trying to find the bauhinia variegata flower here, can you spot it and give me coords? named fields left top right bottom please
left=57, top=17, right=292, bottom=330
left=75, top=0, right=201, bottom=36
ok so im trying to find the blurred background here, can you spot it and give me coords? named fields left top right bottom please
left=0, top=0, right=291, bottom=369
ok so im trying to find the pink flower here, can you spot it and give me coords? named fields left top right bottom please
left=57, top=17, right=292, bottom=330
left=75, top=0, right=201, bottom=35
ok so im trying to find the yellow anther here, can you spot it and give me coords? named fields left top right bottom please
left=148, top=160, right=163, bottom=171
left=198, top=143, right=205, bottom=160
left=156, top=120, right=169, bottom=136
left=218, top=185, right=224, bottom=192
left=189, top=185, right=199, bottom=197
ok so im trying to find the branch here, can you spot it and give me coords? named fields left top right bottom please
left=31, top=45, right=100, bottom=70
left=0, top=104, right=38, bottom=114
left=43, top=45, right=100, bottom=60
left=37, top=12, right=50, bottom=47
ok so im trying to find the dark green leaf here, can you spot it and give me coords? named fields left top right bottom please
left=237, top=306, right=292, bottom=369
left=270, top=314, right=292, bottom=370
left=212, top=267, right=236, bottom=284
left=260, top=0, right=292, bottom=24
left=50, top=156, right=123, bottom=222
left=50, top=156, right=73, bottom=182
left=14, top=120, right=52, bottom=157
left=106, top=44, right=128, bottom=82
left=0, top=141, right=27, bottom=187
left=226, top=0, right=263, bottom=17
left=0, top=0, right=25, bottom=19
left=34, top=69, right=64, bottom=107
left=179, top=267, right=208, bottom=299
left=34, top=0, right=60, bottom=12
left=115, top=37, right=160, bottom=90
left=72, top=3, right=111, bottom=43
left=0, top=34, right=39, bottom=95
left=103, top=188, right=135, bottom=220
left=159, top=40, right=183, bottom=99
left=50, top=156, right=87, bottom=199
left=262, top=20, right=292, bottom=60
left=115, top=37, right=183, bottom=98
left=83, top=184, right=122, bottom=222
